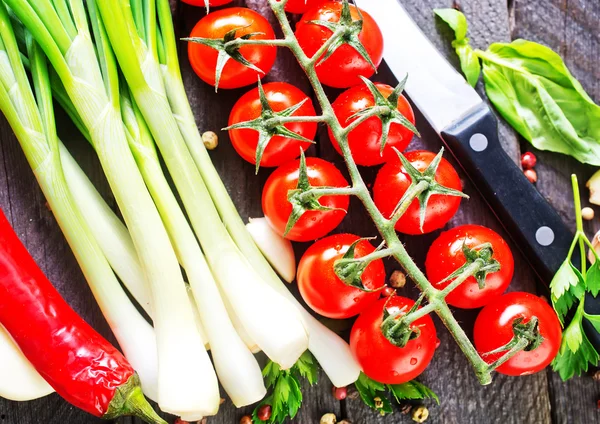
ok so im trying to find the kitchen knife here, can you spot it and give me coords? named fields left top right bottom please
left=354, top=0, right=600, bottom=342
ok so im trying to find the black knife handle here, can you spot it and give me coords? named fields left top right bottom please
left=441, top=104, right=573, bottom=284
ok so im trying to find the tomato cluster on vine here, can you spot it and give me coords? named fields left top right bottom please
left=184, top=0, right=562, bottom=388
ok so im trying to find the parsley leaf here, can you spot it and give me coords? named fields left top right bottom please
left=389, top=380, right=439, bottom=405
left=550, top=260, right=585, bottom=323
left=354, top=372, right=439, bottom=416
left=253, top=351, right=319, bottom=423
left=355, top=372, right=393, bottom=416
left=552, top=307, right=600, bottom=380
left=586, top=261, right=600, bottom=297
left=434, top=8, right=481, bottom=87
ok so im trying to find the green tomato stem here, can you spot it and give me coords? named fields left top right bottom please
left=389, top=180, right=430, bottom=227
left=263, top=0, right=500, bottom=385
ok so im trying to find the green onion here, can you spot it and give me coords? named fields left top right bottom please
left=0, top=324, right=53, bottom=401
left=0, top=2, right=159, bottom=401
left=96, top=0, right=309, bottom=371
left=153, top=0, right=362, bottom=387
left=4, top=0, right=219, bottom=417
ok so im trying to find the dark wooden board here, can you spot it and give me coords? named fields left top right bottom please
left=511, top=1, right=600, bottom=423
left=0, top=0, right=599, bottom=423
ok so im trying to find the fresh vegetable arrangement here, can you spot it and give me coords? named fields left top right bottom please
left=0, top=0, right=584, bottom=423
left=184, top=0, right=563, bottom=421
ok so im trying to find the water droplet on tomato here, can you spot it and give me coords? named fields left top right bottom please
left=410, top=357, right=418, bottom=365
left=416, top=344, right=422, bottom=350
left=311, top=217, right=317, bottom=222
left=353, top=297, right=360, bottom=303
left=335, top=244, right=342, bottom=250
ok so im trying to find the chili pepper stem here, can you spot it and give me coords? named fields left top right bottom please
left=104, top=374, right=167, bottom=424
left=264, top=0, right=494, bottom=385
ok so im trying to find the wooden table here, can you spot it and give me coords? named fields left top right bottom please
left=1, top=0, right=599, bottom=423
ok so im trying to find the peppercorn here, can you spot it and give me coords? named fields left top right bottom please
left=257, top=404, right=272, bottom=421
left=521, top=152, right=537, bottom=169
left=412, top=405, right=429, bottom=423
left=524, top=169, right=537, bottom=184
left=592, top=370, right=600, bottom=381
left=202, top=131, right=219, bottom=150
left=345, top=386, right=360, bottom=400
left=338, top=420, right=353, bottom=424
left=389, top=270, right=407, bottom=288
left=382, top=286, right=396, bottom=297
left=332, top=386, right=348, bottom=400
left=582, top=207, right=595, bottom=221
left=240, top=416, right=253, bottom=424
left=320, top=413, right=337, bottom=424
left=374, top=397, right=384, bottom=410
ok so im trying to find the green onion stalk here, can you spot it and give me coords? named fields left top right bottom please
left=3, top=0, right=219, bottom=418
left=0, top=1, right=159, bottom=405
left=95, top=0, right=310, bottom=372
left=118, top=83, right=268, bottom=407
left=148, top=0, right=362, bottom=388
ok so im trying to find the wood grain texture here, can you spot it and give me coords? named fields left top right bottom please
left=512, top=1, right=600, bottom=424
left=0, top=0, right=597, bottom=423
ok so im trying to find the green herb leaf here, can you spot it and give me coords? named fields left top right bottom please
left=552, top=309, right=599, bottom=380
left=586, top=261, right=600, bottom=297
left=550, top=260, right=585, bottom=323
left=434, top=8, right=481, bottom=87
left=388, top=380, right=439, bottom=405
left=255, top=352, right=320, bottom=423
left=294, top=351, right=319, bottom=386
left=354, top=372, right=393, bottom=416
left=479, top=40, right=600, bottom=165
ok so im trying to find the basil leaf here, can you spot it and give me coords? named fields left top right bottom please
left=434, top=8, right=468, bottom=40
left=479, top=39, right=600, bottom=165
left=434, top=8, right=481, bottom=87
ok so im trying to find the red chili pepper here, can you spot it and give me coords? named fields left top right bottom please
left=0, top=210, right=165, bottom=423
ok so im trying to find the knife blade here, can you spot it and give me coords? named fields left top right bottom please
left=354, top=0, right=600, bottom=343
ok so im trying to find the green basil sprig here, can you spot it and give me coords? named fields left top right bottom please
left=435, top=9, right=600, bottom=166
left=433, top=9, right=480, bottom=87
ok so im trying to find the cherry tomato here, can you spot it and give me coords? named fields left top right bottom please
left=297, top=234, right=386, bottom=319
left=188, top=8, right=277, bottom=89
left=285, top=0, right=321, bottom=14
left=228, top=82, right=317, bottom=168
left=329, top=83, right=416, bottom=166
left=295, top=1, right=383, bottom=88
left=262, top=158, right=349, bottom=241
left=350, top=296, right=437, bottom=384
left=474, top=292, right=562, bottom=376
left=425, top=225, right=514, bottom=309
left=181, top=0, right=232, bottom=7
left=373, top=150, right=463, bottom=235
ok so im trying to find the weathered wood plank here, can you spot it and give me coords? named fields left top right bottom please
left=0, top=0, right=598, bottom=423
left=511, top=1, right=600, bottom=423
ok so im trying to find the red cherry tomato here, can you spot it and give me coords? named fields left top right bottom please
left=228, top=82, right=317, bottom=168
left=373, top=150, right=463, bottom=235
left=474, top=292, right=562, bottom=376
left=181, top=0, right=233, bottom=7
left=329, top=83, right=416, bottom=166
left=350, top=296, right=437, bottom=384
left=425, top=225, right=514, bottom=309
left=187, top=8, right=277, bottom=89
left=297, top=234, right=386, bottom=319
left=285, top=0, right=321, bottom=14
left=262, top=158, right=349, bottom=241
left=295, top=1, right=383, bottom=88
